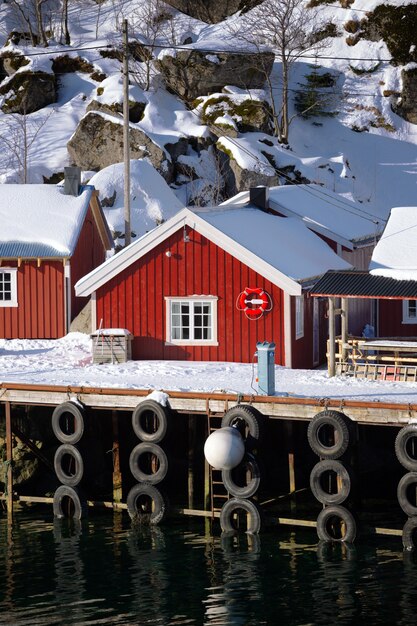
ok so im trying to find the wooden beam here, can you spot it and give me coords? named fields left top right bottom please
left=13, top=425, right=54, bottom=472
left=5, top=402, right=13, bottom=523
left=111, top=410, right=123, bottom=504
left=341, top=297, right=348, bottom=362
left=328, top=297, right=336, bottom=377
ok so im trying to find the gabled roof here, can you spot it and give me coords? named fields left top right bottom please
left=221, top=184, right=383, bottom=247
left=310, top=270, right=417, bottom=300
left=369, top=207, right=417, bottom=281
left=75, top=206, right=351, bottom=298
left=0, top=184, right=112, bottom=258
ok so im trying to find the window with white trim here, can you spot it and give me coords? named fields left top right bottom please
left=295, top=295, right=304, bottom=339
left=165, top=297, right=218, bottom=345
left=403, top=300, right=417, bottom=324
left=0, top=269, right=17, bottom=307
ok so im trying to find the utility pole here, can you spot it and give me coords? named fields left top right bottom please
left=123, top=19, right=131, bottom=247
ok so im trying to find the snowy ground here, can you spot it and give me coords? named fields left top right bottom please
left=2, top=333, right=417, bottom=405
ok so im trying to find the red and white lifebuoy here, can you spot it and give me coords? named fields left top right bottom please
left=236, top=287, right=272, bottom=320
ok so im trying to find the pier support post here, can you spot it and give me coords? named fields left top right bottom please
left=328, top=297, right=336, bottom=377
left=111, top=411, right=123, bottom=506
left=188, top=415, right=196, bottom=510
left=341, top=297, right=348, bottom=363
left=5, top=402, right=13, bottom=523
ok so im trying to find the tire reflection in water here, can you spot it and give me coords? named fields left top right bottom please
left=127, top=525, right=170, bottom=625
left=204, top=532, right=262, bottom=626
left=53, top=519, right=85, bottom=624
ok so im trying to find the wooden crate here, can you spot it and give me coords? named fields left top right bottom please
left=91, top=330, right=133, bottom=364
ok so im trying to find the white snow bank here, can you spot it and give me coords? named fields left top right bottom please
left=1, top=333, right=417, bottom=405
left=369, top=206, right=417, bottom=280
left=88, top=160, right=183, bottom=240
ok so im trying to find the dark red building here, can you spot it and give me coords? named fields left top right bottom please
left=76, top=203, right=350, bottom=368
left=0, top=183, right=112, bottom=339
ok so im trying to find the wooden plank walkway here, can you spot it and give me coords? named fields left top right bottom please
left=1, top=381, right=416, bottom=426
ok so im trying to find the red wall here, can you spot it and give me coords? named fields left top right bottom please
left=378, top=300, right=417, bottom=337
left=96, top=227, right=285, bottom=363
left=0, top=260, right=65, bottom=339
left=70, top=205, right=107, bottom=320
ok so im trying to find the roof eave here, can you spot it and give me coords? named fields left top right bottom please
left=75, top=207, right=303, bottom=297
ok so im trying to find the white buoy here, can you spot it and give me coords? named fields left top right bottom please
left=204, top=427, right=245, bottom=470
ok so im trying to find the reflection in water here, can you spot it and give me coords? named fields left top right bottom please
left=53, top=519, right=85, bottom=625
left=2, top=514, right=417, bottom=625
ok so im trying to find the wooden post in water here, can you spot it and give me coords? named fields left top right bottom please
left=112, top=410, right=123, bottom=505
left=188, top=414, right=196, bottom=510
left=5, top=402, right=13, bottom=523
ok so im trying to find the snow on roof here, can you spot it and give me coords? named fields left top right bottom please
left=197, top=206, right=351, bottom=282
left=0, top=185, right=93, bottom=257
left=269, top=185, right=383, bottom=243
left=369, top=207, right=417, bottom=281
left=88, top=160, right=184, bottom=241
left=222, top=185, right=383, bottom=245
left=76, top=205, right=351, bottom=298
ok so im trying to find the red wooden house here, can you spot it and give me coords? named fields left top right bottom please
left=0, top=177, right=112, bottom=339
left=76, top=192, right=351, bottom=368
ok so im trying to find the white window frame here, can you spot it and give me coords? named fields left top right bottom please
left=165, top=296, right=218, bottom=346
left=0, top=268, right=18, bottom=307
left=402, top=299, right=417, bottom=324
left=295, top=295, right=304, bottom=340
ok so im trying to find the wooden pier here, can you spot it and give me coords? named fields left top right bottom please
left=1, top=381, right=416, bottom=546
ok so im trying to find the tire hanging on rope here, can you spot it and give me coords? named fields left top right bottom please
left=53, top=485, right=86, bottom=520
left=129, top=442, right=168, bottom=484
left=316, top=505, right=356, bottom=543
left=126, top=483, right=168, bottom=525
left=222, top=453, right=261, bottom=498
left=307, top=410, right=352, bottom=459
left=132, top=400, right=170, bottom=443
left=52, top=401, right=85, bottom=445
left=219, top=498, right=262, bottom=534
left=54, top=444, right=84, bottom=487
left=221, top=405, right=264, bottom=450
left=310, top=460, right=352, bottom=505
left=395, top=425, right=417, bottom=472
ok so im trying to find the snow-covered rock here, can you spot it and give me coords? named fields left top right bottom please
left=163, top=0, right=262, bottom=23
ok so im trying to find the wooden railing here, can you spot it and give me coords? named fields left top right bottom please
left=327, top=336, right=417, bottom=381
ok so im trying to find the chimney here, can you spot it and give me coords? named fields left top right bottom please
left=64, top=166, right=81, bottom=196
left=249, top=186, right=269, bottom=212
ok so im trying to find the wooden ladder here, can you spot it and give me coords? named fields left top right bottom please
left=207, top=412, right=229, bottom=517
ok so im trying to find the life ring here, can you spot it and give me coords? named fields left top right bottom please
left=236, top=287, right=272, bottom=320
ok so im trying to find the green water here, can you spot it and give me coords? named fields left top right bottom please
left=0, top=511, right=416, bottom=625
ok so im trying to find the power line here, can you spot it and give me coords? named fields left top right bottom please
left=0, top=40, right=396, bottom=64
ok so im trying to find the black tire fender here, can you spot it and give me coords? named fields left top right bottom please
left=219, top=498, right=262, bottom=534
left=395, top=425, right=417, bottom=471
left=53, top=485, right=86, bottom=520
left=221, top=405, right=264, bottom=449
left=126, top=483, right=168, bottom=524
left=310, top=460, right=351, bottom=505
left=222, top=453, right=261, bottom=498
left=397, top=472, right=417, bottom=517
left=54, top=444, right=84, bottom=487
left=316, top=505, right=356, bottom=543
left=52, top=401, right=84, bottom=444
left=129, top=442, right=168, bottom=484
left=307, top=410, right=352, bottom=459
left=402, top=517, right=417, bottom=552
left=132, top=400, right=170, bottom=443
